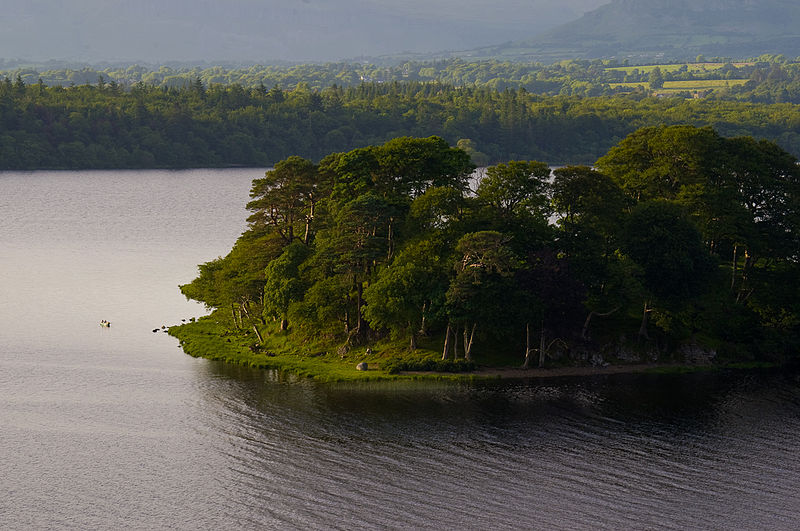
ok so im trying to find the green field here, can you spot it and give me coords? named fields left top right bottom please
left=609, top=79, right=749, bottom=95
left=606, top=62, right=754, bottom=74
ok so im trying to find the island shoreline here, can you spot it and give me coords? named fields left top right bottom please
left=169, top=319, right=780, bottom=382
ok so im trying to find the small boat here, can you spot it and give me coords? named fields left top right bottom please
left=100, top=320, right=111, bottom=327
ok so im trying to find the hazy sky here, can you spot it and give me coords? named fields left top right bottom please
left=1, top=0, right=608, bottom=63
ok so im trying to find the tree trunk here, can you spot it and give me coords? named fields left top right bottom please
left=419, top=302, right=428, bottom=335
left=252, top=324, right=264, bottom=344
left=464, top=323, right=476, bottom=361
left=387, top=219, right=394, bottom=261
left=453, top=325, right=460, bottom=360
left=582, top=307, right=619, bottom=340
left=410, top=332, right=417, bottom=351
left=303, top=200, right=315, bottom=245
left=523, top=322, right=532, bottom=369
left=538, top=320, right=546, bottom=368
left=639, top=301, right=650, bottom=340
left=741, top=248, right=752, bottom=289
left=280, top=317, right=288, bottom=331
left=442, top=322, right=452, bottom=360
left=582, top=311, right=595, bottom=341
left=731, top=244, right=738, bottom=290
left=356, top=281, right=363, bottom=332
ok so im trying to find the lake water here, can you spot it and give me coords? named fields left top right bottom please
left=2, top=169, right=799, bottom=529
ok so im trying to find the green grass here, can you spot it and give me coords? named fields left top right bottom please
left=606, top=62, right=754, bottom=74
left=168, top=316, right=481, bottom=382
left=169, top=315, right=787, bottom=382
left=609, top=79, right=748, bottom=95
left=660, top=79, right=748, bottom=90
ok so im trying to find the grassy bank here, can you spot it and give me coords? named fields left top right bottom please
left=167, top=317, right=477, bottom=382
left=168, top=317, right=781, bottom=383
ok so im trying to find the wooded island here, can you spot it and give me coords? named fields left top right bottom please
left=171, top=126, right=800, bottom=379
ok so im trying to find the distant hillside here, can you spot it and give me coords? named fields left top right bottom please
left=464, top=0, right=800, bottom=62
left=0, top=0, right=605, bottom=64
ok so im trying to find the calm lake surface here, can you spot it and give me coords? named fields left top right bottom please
left=2, top=169, right=799, bottom=529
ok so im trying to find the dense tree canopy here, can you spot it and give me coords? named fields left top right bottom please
left=182, top=128, right=800, bottom=369
left=5, top=74, right=800, bottom=169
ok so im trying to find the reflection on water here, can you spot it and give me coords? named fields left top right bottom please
left=2, top=170, right=799, bottom=529
left=199, top=362, right=800, bottom=530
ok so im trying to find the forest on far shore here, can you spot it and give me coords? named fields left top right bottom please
left=178, top=128, right=800, bottom=371
left=5, top=71, right=800, bottom=169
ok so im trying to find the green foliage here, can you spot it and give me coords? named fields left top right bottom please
left=248, top=156, right=323, bottom=244
left=362, top=240, right=450, bottom=336
left=621, top=200, right=716, bottom=308
left=180, top=229, right=284, bottom=313
left=597, top=125, right=723, bottom=201
left=648, top=67, right=665, bottom=90
left=178, top=127, right=800, bottom=372
left=408, top=186, right=464, bottom=234
left=7, top=69, right=800, bottom=170
left=476, top=161, right=550, bottom=218
left=551, top=165, right=630, bottom=236
left=289, top=274, right=351, bottom=335
left=263, top=242, right=312, bottom=326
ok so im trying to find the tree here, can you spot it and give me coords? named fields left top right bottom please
left=621, top=200, right=716, bottom=339
left=362, top=240, right=450, bottom=349
left=475, top=160, right=553, bottom=254
left=648, top=67, right=664, bottom=90
left=311, top=192, right=396, bottom=338
left=374, top=136, right=475, bottom=197
left=176, top=127, right=799, bottom=369
left=180, top=229, right=285, bottom=339
left=550, top=166, right=631, bottom=338
left=263, top=242, right=312, bottom=330
left=596, top=125, right=725, bottom=202
left=407, top=185, right=466, bottom=235
left=551, top=166, right=628, bottom=231
left=722, top=136, right=800, bottom=261
left=456, top=138, right=490, bottom=167
left=323, top=147, right=381, bottom=203
left=247, top=156, right=324, bottom=245
left=443, top=231, right=519, bottom=360
left=516, top=249, right=585, bottom=368
left=476, top=160, right=550, bottom=219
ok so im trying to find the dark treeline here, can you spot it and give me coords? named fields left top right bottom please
left=181, top=129, right=800, bottom=369
left=5, top=75, right=800, bottom=169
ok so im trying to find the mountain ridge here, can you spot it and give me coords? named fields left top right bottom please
left=462, top=0, right=800, bottom=62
